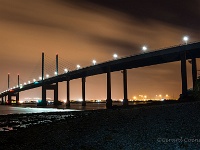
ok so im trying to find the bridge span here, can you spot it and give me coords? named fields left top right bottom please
left=1, top=42, right=200, bottom=108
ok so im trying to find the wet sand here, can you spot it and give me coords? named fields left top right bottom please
left=0, top=101, right=200, bottom=149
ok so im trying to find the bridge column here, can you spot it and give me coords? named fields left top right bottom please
left=41, top=85, right=47, bottom=106
left=66, top=80, right=70, bottom=106
left=1, top=97, right=4, bottom=105
left=123, top=69, right=128, bottom=107
left=82, top=77, right=86, bottom=106
left=192, top=58, right=197, bottom=89
left=106, top=68, right=112, bottom=108
left=4, top=96, right=6, bottom=104
left=54, top=82, right=59, bottom=105
left=16, top=93, right=19, bottom=104
left=8, top=93, right=11, bottom=105
left=181, top=52, right=188, bottom=99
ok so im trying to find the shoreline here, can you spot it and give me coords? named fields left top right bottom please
left=0, top=101, right=200, bottom=149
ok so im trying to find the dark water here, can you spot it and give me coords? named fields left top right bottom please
left=0, top=101, right=147, bottom=115
left=0, top=101, right=149, bottom=131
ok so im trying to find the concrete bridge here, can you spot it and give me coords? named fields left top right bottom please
left=1, top=42, right=200, bottom=108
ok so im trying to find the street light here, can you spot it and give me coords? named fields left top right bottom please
left=77, top=65, right=81, bottom=69
left=142, top=46, right=147, bottom=52
left=46, top=74, right=49, bottom=78
left=64, top=68, right=68, bottom=73
left=183, top=36, right=189, bottom=44
left=113, top=54, right=118, bottom=59
left=92, top=60, right=96, bottom=65
left=39, top=77, right=42, bottom=80
left=54, top=72, right=58, bottom=76
left=33, top=79, right=36, bottom=82
left=28, top=81, right=31, bottom=84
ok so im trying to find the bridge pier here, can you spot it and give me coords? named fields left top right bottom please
left=106, top=68, right=112, bottom=108
left=123, top=69, right=128, bottom=107
left=8, top=94, right=11, bottom=104
left=54, top=83, right=59, bottom=105
left=16, top=93, right=19, bottom=104
left=1, top=97, right=4, bottom=105
left=41, top=83, right=59, bottom=106
left=82, top=77, right=86, bottom=106
left=66, top=80, right=70, bottom=106
left=7, top=92, right=19, bottom=105
left=180, top=52, right=188, bottom=99
left=192, top=58, right=197, bottom=89
left=42, top=85, right=47, bottom=106
left=4, top=96, right=6, bottom=104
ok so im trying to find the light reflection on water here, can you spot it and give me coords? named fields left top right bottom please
left=0, top=105, right=79, bottom=115
left=0, top=101, right=147, bottom=115
left=0, top=101, right=149, bottom=132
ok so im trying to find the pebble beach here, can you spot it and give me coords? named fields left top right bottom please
left=0, top=101, right=200, bottom=150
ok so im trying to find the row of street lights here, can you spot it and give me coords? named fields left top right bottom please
left=1, top=36, right=190, bottom=94
left=141, top=36, right=189, bottom=52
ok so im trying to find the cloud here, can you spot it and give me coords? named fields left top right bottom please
left=68, top=0, right=200, bottom=31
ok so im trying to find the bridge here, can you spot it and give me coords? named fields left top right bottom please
left=1, top=42, right=200, bottom=108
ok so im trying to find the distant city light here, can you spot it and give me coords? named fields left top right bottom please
left=77, top=98, right=83, bottom=101
left=28, top=81, right=31, bottom=84
left=64, top=68, right=68, bottom=73
left=33, top=79, right=36, bottom=82
left=92, top=60, right=96, bottom=65
left=142, top=46, right=147, bottom=51
left=113, top=54, right=118, bottom=59
left=183, top=36, right=189, bottom=44
left=39, top=77, right=42, bottom=80
left=19, top=100, right=23, bottom=104
left=77, top=65, right=81, bottom=69
left=46, top=74, right=49, bottom=78
left=24, top=82, right=27, bottom=85
left=54, top=72, right=58, bottom=75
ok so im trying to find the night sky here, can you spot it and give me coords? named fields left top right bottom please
left=0, top=0, right=200, bottom=101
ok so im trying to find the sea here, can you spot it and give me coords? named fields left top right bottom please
left=0, top=101, right=149, bottom=115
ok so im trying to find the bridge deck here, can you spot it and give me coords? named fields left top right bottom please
left=1, top=42, right=200, bottom=95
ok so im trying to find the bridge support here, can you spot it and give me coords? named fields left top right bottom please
left=41, top=83, right=59, bottom=106
left=82, top=77, right=86, bottom=106
left=1, top=97, right=4, bottom=105
left=66, top=80, right=70, bottom=106
left=192, top=58, right=197, bottom=89
left=123, top=69, right=128, bottom=107
left=106, top=68, right=112, bottom=108
left=16, top=93, right=19, bottom=104
left=180, top=52, right=188, bottom=99
left=4, top=96, right=6, bottom=104
left=7, top=92, right=19, bottom=105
